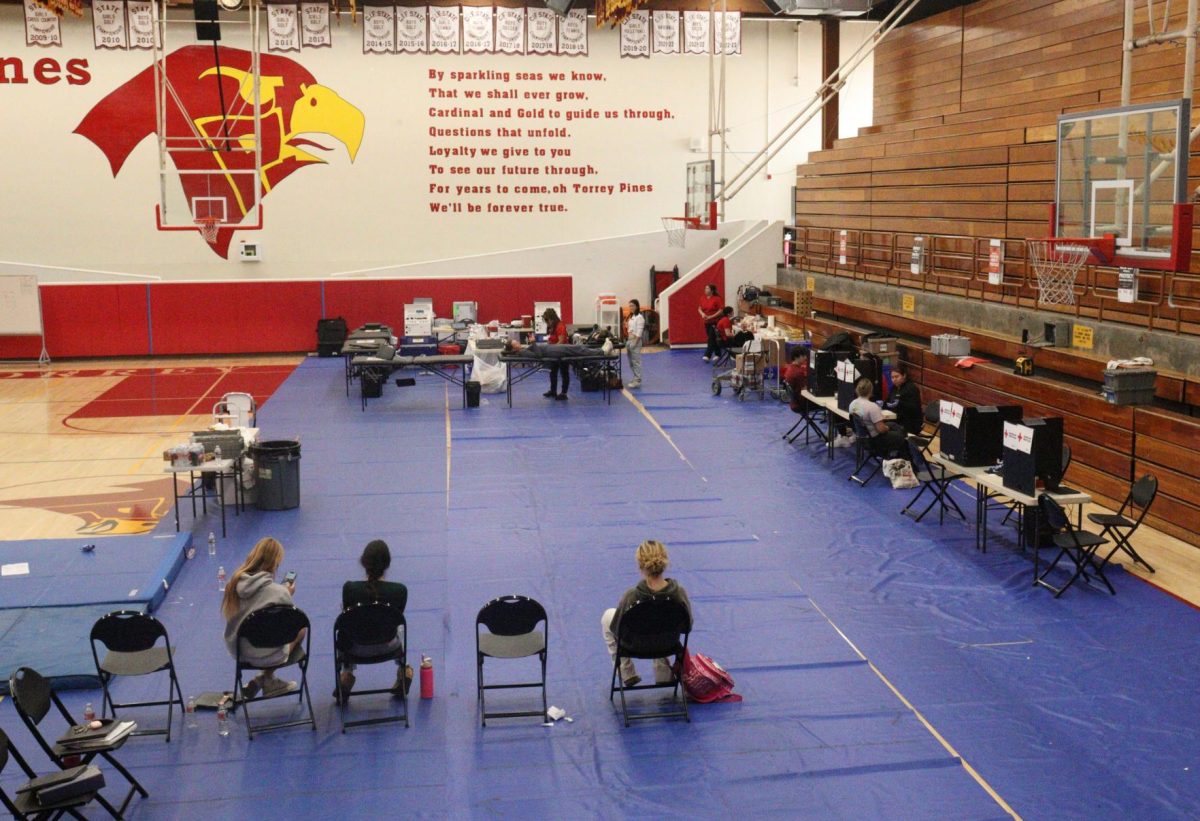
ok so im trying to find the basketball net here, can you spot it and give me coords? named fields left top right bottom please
left=1026, top=239, right=1088, bottom=306
left=195, top=216, right=222, bottom=243
left=662, top=217, right=691, bottom=248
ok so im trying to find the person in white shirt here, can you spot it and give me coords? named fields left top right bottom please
left=626, top=299, right=645, bottom=389
left=847, top=377, right=907, bottom=457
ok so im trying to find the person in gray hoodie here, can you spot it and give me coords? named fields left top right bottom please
left=222, top=536, right=305, bottom=698
left=600, top=540, right=693, bottom=687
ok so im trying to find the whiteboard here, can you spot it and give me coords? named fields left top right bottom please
left=0, top=275, right=42, bottom=336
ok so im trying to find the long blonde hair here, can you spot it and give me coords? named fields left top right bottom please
left=636, top=540, right=669, bottom=577
left=220, top=537, right=284, bottom=619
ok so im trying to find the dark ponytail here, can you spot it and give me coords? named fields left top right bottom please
left=361, top=539, right=391, bottom=600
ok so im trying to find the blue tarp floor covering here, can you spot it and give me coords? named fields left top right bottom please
left=1, top=350, right=1197, bottom=819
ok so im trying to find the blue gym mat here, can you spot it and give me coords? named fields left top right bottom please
left=1, top=352, right=1195, bottom=819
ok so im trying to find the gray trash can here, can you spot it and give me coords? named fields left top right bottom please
left=251, top=440, right=301, bottom=510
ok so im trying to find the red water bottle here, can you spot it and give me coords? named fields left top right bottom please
left=420, top=655, right=434, bottom=699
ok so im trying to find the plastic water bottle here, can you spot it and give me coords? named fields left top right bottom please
left=185, top=697, right=197, bottom=728
left=186, top=542, right=196, bottom=561
left=216, top=705, right=229, bottom=736
left=83, top=702, right=95, bottom=721
left=214, top=445, right=222, bottom=463
left=207, top=531, right=217, bottom=557
left=218, top=565, right=226, bottom=592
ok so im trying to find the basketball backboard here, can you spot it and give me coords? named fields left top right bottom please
left=1054, top=99, right=1192, bottom=271
left=685, top=159, right=717, bottom=230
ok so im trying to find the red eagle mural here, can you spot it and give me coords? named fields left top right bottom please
left=75, top=46, right=364, bottom=258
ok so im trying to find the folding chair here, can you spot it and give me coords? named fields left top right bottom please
left=1088, top=473, right=1158, bottom=573
left=7, top=667, right=147, bottom=819
left=917, top=400, right=941, bottom=454
left=781, top=381, right=826, bottom=445
left=333, top=603, right=409, bottom=732
left=0, top=727, right=105, bottom=821
left=609, top=596, right=691, bottom=727
left=233, top=605, right=316, bottom=739
left=901, top=436, right=966, bottom=524
left=1035, top=494, right=1114, bottom=598
left=475, top=595, right=549, bottom=726
left=213, top=391, right=256, bottom=428
left=89, top=611, right=186, bottom=742
left=848, top=413, right=887, bottom=487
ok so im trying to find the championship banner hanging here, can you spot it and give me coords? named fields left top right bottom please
left=363, top=5, right=395, bottom=54
left=429, top=6, right=460, bottom=54
left=25, top=1, right=62, bottom=47
left=620, top=10, right=649, bottom=58
left=683, top=11, right=709, bottom=55
left=300, top=2, right=331, bottom=48
left=92, top=0, right=127, bottom=50
left=526, top=7, right=557, bottom=55
left=462, top=6, right=493, bottom=54
left=558, top=8, right=587, bottom=56
left=495, top=6, right=524, bottom=54
left=652, top=10, right=679, bottom=55
left=718, top=11, right=741, bottom=55
left=396, top=5, right=427, bottom=53
left=267, top=4, right=300, bottom=53
left=127, top=0, right=155, bottom=49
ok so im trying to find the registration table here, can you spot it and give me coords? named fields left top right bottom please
left=164, top=458, right=239, bottom=538
left=930, top=454, right=1091, bottom=590
left=798, top=389, right=895, bottom=460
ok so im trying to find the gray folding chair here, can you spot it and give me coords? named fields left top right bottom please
left=476, top=595, right=549, bottom=726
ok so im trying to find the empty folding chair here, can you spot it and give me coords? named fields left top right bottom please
left=1036, top=494, right=1114, bottom=598
left=0, top=727, right=106, bottom=821
left=212, top=391, right=256, bottom=428
left=89, top=610, right=186, bottom=743
left=917, top=400, right=941, bottom=454
left=848, top=413, right=887, bottom=487
left=901, top=436, right=966, bottom=524
left=475, top=595, right=549, bottom=726
left=609, top=596, right=691, bottom=727
left=1088, top=473, right=1158, bottom=573
left=7, top=667, right=147, bottom=819
left=233, top=605, right=316, bottom=739
left=333, top=602, right=409, bottom=732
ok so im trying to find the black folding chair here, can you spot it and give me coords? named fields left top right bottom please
left=849, top=413, right=887, bottom=487
left=901, top=436, right=966, bottom=524
left=233, top=605, right=316, bottom=739
left=475, top=595, right=549, bottom=726
left=7, top=667, right=146, bottom=819
left=0, top=727, right=105, bottom=821
left=781, top=381, right=826, bottom=445
left=609, top=596, right=691, bottom=727
left=1088, top=473, right=1158, bottom=573
left=918, top=400, right=941, bottom=454
left=333, top=603, right=409, bottom=732
left=1036, top=494, right=1114, bottom=598
left=89, top=611, right=186, bottom=742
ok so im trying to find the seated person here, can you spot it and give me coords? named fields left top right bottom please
left=601, top=540, right=692, bottom=687
left=339, top=539, right=410, bottom=700
left=847, top=377, right=907, bottom=458
left=883, top=362, right=923, bottom=435
left=222, top=537, right=304, bottom=698
left=715, top=307, right=755, bottom=351
left=781, top=347, right=809, bottom=411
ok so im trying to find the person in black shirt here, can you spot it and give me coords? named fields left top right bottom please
left=885, top=362, right=923, bottom=435
left=339, top=539, right=410, bottom=700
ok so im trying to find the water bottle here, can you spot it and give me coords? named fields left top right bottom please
left=218, top=565, right=226, bottom=592
left=185, top=697, right=197, bottom=729
left=186, top=542, right=196, bottom=560
left=216, top=705, right=229, bottom=736
left=419, top=655, right=434, bottom=699
left=83, top=702, right=95, bottom=722
left=207, top=531, right=217, bottom=557
left=214, top=445, right=222, bottom=461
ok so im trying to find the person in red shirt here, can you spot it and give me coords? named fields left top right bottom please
left=781, top=346, right=809, bottom=412
left=698, top=284, right=724, bottom=361
left=716, top=307, right=754, bottom=351
left=541, top=308, right=571, bottom=400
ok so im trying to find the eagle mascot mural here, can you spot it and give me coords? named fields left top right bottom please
left=75, top=46, right=365, bottom=258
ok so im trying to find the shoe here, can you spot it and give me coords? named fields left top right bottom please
left=241, top=675, right=263, bottom=699
left=556, top=393, right=568, bottom=400
left=702, top=356, right=711, bottom=362
left=260, top=677, right=299, bottom=698
left=391, top=665, right=414, bottom=697
left=622, top=675, right=642, bottom=688
left=542, top=390, right=556, bottom=398
left=627, top=381, right=641, bottom=389
left=333, top=671, right=355, bottom=703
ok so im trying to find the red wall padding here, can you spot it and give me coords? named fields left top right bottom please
left=150, top=281, right=323, bottom=355
left=44, top=284, right=151, bottom=358
left=667, top=260, right=725, bottom=345
left=323, top=276, right=573, bottom=331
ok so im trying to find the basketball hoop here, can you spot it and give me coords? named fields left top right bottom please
left=663, top=216, right=697, bottom=248
left=195, top=216, right=222, bottom=243
left=1026, top=238, right=1090, bottom=306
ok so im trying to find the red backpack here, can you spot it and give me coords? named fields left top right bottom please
left=679, top=650, right=742, bottom=703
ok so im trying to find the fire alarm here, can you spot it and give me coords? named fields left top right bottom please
left=239, top=241, right=261, bottom=262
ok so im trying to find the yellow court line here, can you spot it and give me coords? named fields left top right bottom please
left=806, top=597, right=1022, bottom=820
left=620, top=389, right=706, bottom=482
left=127, top=367, right=235, bottom=475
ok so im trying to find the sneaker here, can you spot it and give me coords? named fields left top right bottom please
left=702, top=355, right=711, bottom=362
left=542, top=390, right=556, bottom=398
left=241, top=675, right=264, bottom=699
left=261, top=677, right=299, bottom=698
left=392, top=665, right=414, bottom=697
left=333, top=671, right=355, bottom=703
left=622, top=675, right=642, bottom=688
left=555, top=393, right=569, bottom=401
left=627, top=381, right=641, bottom=389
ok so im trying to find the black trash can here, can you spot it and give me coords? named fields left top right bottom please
left=250, top=440, right=301, bottom=510
left=466, top=380, right=481, bottom=408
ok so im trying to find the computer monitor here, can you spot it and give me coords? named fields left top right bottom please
left=938, top=403, right=1023, bottom=466
left=1002, top=417, right=1065, bottom=496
